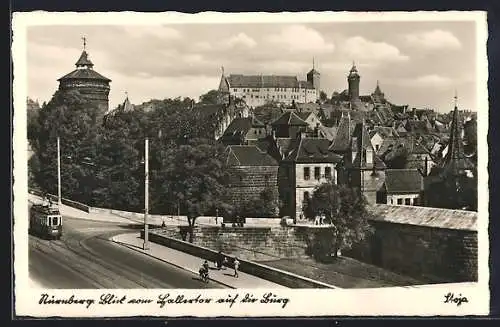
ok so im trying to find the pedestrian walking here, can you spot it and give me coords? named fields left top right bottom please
left=233, top=257, right=240, bottom=278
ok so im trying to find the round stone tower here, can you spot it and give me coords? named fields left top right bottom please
left=347, top=62, right=360, bottom=102
left=57, top=40, right=111, bottom=116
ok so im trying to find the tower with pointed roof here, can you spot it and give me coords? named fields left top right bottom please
left=347, top=62, right=362, bottom=110
left=424, top=93, right=476, bottom=210
left=441, top=93, right=474, bottom=178
left=57, top=38, right=111, bottom=117
left=306, top=58, right=321, bottom=98
left=372, top=80, right=385, bottom=103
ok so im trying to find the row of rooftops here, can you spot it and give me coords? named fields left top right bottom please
left=224, top=74, right=316, bottom=90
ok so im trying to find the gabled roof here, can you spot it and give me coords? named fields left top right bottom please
left=296, top=111, right=319, bottom=122
left=349, top=121, right=386, bottom=169
left=369, top=126, right=397, bottom=139
left=227, top=74, right=315, bottom=89
left=405, top=120, right=429, bottom=133
left=384, top=169, right=423, bottom=194
left=226, top=145, right=278, bottom=166
left=221, top=117, right=266, bottom=140
left=296, top=102, right=320, bottom=113
left=318, top=125, right=338, bottom=141
left=284, top=138, right=342, bottom=164
left=329, top=113, right=352, bottom=153
left=271, top=111, right=308, bottom=126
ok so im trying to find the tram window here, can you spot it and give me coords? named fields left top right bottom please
left=52, top=216, right=59, bottom=226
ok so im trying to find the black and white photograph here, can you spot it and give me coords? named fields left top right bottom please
left=13, top=11, right=489, bottom=317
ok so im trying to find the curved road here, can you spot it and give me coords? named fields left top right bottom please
left=29, top=216, right=224, bottom=289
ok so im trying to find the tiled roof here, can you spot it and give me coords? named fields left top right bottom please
left=220, top=117, right=266, bottom=140
left=368, top=204, right=477, bottom=231
left=405, top=120, right=429, bottom=133
left=296, top=102, right=320, bottom=112
left=226, top=145, right=278, bottom=166
left=271, top=111, right=308, bottom=126
left=295, top=111, right=313, bottom=121
left=58, top=68, right=111, bottom=82
left=369, top=126, right=397, bottom=139
left=227, top=74, right=315, bottom=89
left=384, top=169, right=423, bottom=194
left=284, top=138, right=342, bottom=163
left=329, top=113, right=352, bottom=153
left=318, top=125, right=338, bottom=141
left=221, top=118, right=253, bottom=139
left=75, top=51, right=94, bottom=67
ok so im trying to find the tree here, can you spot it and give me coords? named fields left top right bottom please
left=236, top=186, right=280, bottom=218
left=199, top=89, right=220, bottom=105
left=93, top=107, right=147, bottom=210
left=33, top=89, right=102, bottom=203
left=319, top=91, right=328, bottom=103
left=157, top=137, right=232, bottom=240
left=310, top=183, right=374, bottom=260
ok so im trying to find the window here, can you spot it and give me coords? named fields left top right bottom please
left=413, top=198, right=419, bottom=206
left=52, top=216, right=59, bottom=226
left=375, top=144, right=380, bottom=151
left=304, top=167, right=310, bottom=180
left=397, top=198, right=403, bottom=205
left=405, top=198, right=411, bottom=205
left=314, top=167, right=321, bottom=180
left=390, top=199, right=394, bottom=204
left=325, top=167, right=332, bottom=179
left=234, top=89, right=238, bottom=92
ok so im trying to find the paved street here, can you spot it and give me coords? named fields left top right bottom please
left=29, top=216, right=225, bottom=289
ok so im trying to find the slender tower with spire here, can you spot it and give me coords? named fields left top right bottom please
left=57, top=37, right=112, bottom=117
left=348, top=61, right=362, bottom=110
left=441, top=91, right=474, bottom=178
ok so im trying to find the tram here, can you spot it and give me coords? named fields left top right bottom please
left=29, top=203, right=63, bottom=240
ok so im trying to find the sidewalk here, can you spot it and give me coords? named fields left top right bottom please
left=111, top=232, right=288, bottom=289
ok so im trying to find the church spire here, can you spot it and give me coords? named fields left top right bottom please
left=442, top=91, right=473, bottom=176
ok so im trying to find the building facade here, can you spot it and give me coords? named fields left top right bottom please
left=225, top=145, right=280, bottom=215
left=218, top=65, right=319, bottom=108
left=279, top=136, right=342, bottom=219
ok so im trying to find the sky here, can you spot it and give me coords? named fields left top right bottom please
left=26, top=21, right=480, bottom=112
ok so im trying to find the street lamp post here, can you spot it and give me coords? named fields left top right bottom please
left=143, top=138, right=150, bottom=250
left=57, top=136, right=62, bottom=206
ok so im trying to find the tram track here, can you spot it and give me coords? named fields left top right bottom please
left=28, top=216, right=224, bottom=289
